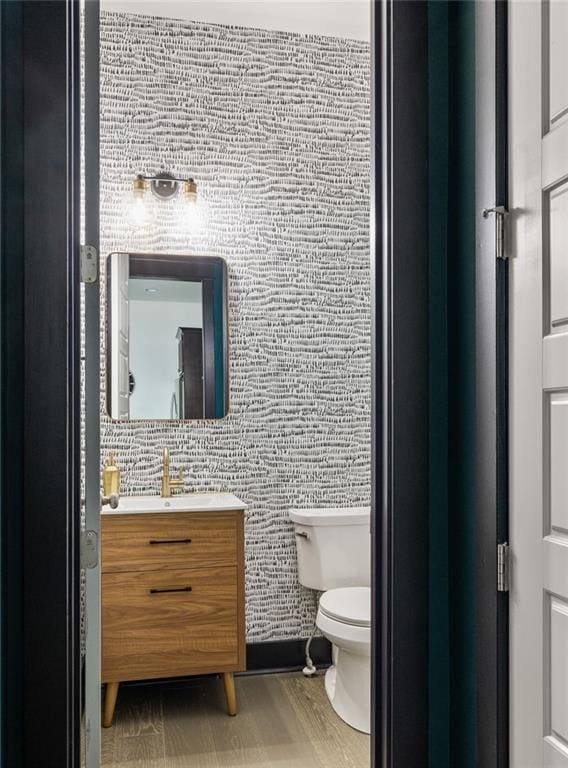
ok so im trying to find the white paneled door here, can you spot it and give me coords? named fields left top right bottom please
left=510, top=0, right=568, bottom=765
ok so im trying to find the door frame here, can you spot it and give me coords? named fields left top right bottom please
left=475, top=1, right=509, bottom=767
left=0, top=0, right=434, bottom=765
left=373, top=1, right=430, bottom=765
left=84, top=0, right=102, bottom=763
left=1, top=1, right=82, bottom=766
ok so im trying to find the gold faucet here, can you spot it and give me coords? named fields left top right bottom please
left=161, top=447, right=186, bottom=497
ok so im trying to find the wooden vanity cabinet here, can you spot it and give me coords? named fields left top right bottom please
left=101, top=509, right=246, bottom=727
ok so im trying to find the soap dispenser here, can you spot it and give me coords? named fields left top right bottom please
left=102, top=452, right=121, bottom=496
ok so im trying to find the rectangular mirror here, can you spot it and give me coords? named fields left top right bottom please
left=107, top=252, right=228, bottom=420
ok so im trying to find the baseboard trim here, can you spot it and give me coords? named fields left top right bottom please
left=117, top=638, right=332, bottom=690
left=245, top=637, right=332, bottom=673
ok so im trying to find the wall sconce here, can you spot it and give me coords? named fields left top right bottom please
left=126, top=171, right=198, bottom=229
left=133, top=171, right=198, bottom=202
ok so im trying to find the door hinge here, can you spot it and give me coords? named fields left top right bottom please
left=483, top=206, right=509, bottom=260
left=80, top=244, right=98, bottom=283
left=81, top=529, right=99, bottom=569
left=497, top=542, right=509, bottom=592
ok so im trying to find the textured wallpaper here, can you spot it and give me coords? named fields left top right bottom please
left=99, top=11, right=371, bottom=642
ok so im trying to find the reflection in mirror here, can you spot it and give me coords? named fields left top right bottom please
left=107, top=252, right=228, bottom=421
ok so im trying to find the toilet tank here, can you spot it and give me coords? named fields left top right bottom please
left=289, top=506, right=371, bottom=591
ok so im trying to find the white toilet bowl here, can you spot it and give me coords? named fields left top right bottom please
left=316, top=586, right=371, bottom=734
left=289, top=506, right=371, bottom=733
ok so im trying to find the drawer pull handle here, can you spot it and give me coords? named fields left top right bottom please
left=149, top=586, right=193, bottom=595
left=148, top=538, right=192, bottom=545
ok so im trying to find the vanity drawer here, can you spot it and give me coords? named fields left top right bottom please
left=101, top=511, right=238, bottom=573
left=102, top=565, right=241, bottom=682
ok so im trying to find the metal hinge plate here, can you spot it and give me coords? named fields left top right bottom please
left=483, top=206, right=509, bottom=260
left=497, top=542, right=509, bottom=592
left=81, top=529, right=99, bottom=569
left=80, top=244, right=98, bottom=283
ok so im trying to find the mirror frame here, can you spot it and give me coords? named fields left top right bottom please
left=105, top=251, right=229, bottom=422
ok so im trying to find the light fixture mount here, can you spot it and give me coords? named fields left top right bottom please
left=150, top=171, right=179, bottom=200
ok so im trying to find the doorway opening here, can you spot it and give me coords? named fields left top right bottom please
left=81, top=3, right=374, bottom=766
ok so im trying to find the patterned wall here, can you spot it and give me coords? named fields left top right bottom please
left=99, top=11, right=371, bottom=642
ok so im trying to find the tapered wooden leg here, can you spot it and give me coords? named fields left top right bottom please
left=222, top=672, right=237, bottom=716
left=103, top=682, right=120, bottom=728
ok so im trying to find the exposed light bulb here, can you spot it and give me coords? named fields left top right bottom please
left=183, top=199, right=205, bottom=232
left=125, top=176, right=153, bottom=229
left=129, top=190, right=151, bottom=227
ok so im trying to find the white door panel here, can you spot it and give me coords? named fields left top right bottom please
left=544, top=538, right=568, bottom=595
left=549, top=396, right=568, bottom=533
left=549, top=0, right=568, bottom=126
left=542, top=131, right=568, bottom=189
left=550, top=598, right=568, bottom=743
left=510, top=0, right=568, bottom=765
left=549, top=183, right=568, bottom=326
left=543, top=333, right=568, bottom=388
left=545, top=739, right=568, bottom=768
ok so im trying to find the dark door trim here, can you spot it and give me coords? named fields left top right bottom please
left=1, top=1, right=432, bottom=764
left=374, top=2, right=430, bottom=766
left=1, top=3, right=25, bottom=764
left=23, top=2, right=81, bottom=765
left=370, top=1, right=382, bottom=762
left=1, top=2, right=82, bottom=765
left=475, top=1, right=509, bottom=766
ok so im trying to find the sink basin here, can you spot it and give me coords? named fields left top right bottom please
left=101, top=492, right=247, bottom=515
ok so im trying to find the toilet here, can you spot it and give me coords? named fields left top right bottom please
left=289, top=507, right=371, bottom=734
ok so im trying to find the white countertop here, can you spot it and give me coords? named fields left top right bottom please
left=101, top=492, right=247, bottom=515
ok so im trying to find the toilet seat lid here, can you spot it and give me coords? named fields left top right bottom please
left=319, top=587, right=371, bottom=628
